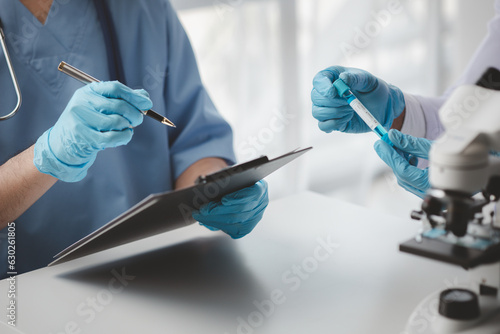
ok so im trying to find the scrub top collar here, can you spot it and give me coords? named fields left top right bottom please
left=0, top=0, right=93, bottom=91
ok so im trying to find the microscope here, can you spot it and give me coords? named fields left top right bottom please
left=402, top=68, right=500, bottom=334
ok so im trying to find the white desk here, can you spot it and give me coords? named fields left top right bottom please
left=0, top=192, right=467, bottom=334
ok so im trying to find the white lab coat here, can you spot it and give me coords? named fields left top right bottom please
left=402, top=0, right=500, bottom=140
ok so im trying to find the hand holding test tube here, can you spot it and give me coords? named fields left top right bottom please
left=311, top=66, right=406, bottom=135
left=332, top=78, right=394, bottom=146
left=332, top=77, right=418, bottom=166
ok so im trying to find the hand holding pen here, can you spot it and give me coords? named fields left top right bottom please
left=58, top=61, right=176, bottom=128
left=34, top=79, right=155, bottom=182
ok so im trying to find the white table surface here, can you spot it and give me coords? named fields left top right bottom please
left=0, top=191, right=468, bottom=334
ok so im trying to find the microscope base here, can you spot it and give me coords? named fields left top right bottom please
left=404, top=290, right=500, bottom=334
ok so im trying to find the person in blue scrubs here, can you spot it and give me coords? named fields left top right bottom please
left=0, top=0, right=269, bottom=278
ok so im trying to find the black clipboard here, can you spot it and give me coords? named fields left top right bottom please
left=49, top=147, right=312, bottom=266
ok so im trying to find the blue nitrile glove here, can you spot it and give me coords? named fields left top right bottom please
left=311, top=66, right=405, bottom=133
left=192, top=180, right=269, bottom=239
left=374, top=130, right=432, bottom=198
left=34, top=81, right=153, bottom=182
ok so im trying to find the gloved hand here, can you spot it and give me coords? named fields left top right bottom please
left=311, top=66, right=405, bottom=133
left=374, top=130, right=432, bottom=198
left=192, top=180, right=269, bottom=239
left=34, top=81, right=153, bottom=182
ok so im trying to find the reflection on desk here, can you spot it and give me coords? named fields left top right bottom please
left=58, top=236, right=266, bottom=314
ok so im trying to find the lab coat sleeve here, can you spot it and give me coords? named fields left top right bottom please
left=400, top=93, right=446, bottom=140
left=401, top=0, right=500, bottom=140
left=163, top=1, right=236, bottom=181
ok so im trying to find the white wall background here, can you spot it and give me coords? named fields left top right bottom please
left=170, top=0, right=496, bottom=218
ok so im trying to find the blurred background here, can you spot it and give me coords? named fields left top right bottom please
left=170, top=0, right=496, bottom=219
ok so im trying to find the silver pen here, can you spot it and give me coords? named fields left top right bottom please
left=58, top=61, right=176, bottom=128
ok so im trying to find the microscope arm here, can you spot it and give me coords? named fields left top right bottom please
left=429, top=84, right=500, bottom=194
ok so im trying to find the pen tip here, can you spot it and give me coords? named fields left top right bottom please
left=162, top=119, right=176, bottom=128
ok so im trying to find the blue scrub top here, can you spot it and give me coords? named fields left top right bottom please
left=0, top=0, right=235, bottom=278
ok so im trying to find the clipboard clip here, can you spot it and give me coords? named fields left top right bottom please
left=195, top=156, right=269, bottom=185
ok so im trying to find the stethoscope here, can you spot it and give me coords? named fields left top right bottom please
left=0, top=17, right=22, bottom=121
left=0, top=0, right=123, bottom=121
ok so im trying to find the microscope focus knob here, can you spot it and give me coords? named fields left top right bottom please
left=422, top=195, right=442, bottom=216
left=439, top=289, right=480, bottom=320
